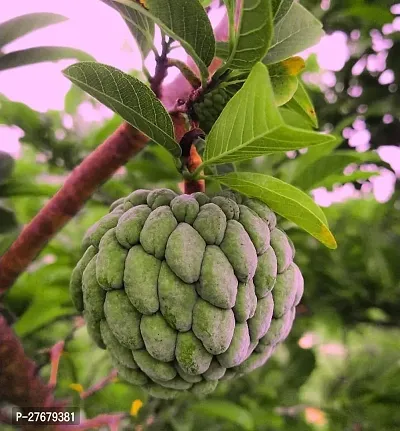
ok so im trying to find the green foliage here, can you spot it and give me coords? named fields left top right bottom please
left=203, top=63, right=335, bottom=166
left=264, top=3, right=324, bottom=64
left=0, top=13, right=95, bottom=72
left=100, top=0, right=155, bottom=59
left=224, top=0, right=273, bottom=70
left=212, top=172, right=336, bottom=249
left=113, top=0, right=215, bottom=82
left=0, top=13, right=67, bottom=49
left=1, top=0, right=399, bottom=429
left=63, top=62, right=181, bottom=157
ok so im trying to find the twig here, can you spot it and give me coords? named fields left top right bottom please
left=0, top=123, right=149, bottom=293
left=0, top=315, right=60, bottom=410
left=150, top=35, right=173, bottom=98
left=80, top=369, right=118, bottom=399
left=49, top=341, right=65, bottom=387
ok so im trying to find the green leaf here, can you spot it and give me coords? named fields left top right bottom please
left=285, top=80, right=318, bottom=128
left=272, top=0, right=293, bottom=24
left=14, top=288, right=75, bottom=337
left=293, top=153, right=370, bottom=191
left=64, top=85, right=88, bottom=115
left=0, top=13, right=68, bottom=49
left=211, top=172, right=337, bottom=249
left=225, top=0, right=273, bottom=69
left=63, top=62, right=181, bottom=157
left=341, top=6, right=393, bottom=26
left=0, top=205, right=18, bottom=234
left=191, top=401, right=255, bottom=431
left=0, top=46, right=95, bottom=72
left=268, top=57, right=305, bottom=106
left=216, top=41, right=230, bottom=60
left=0, top=179, right=59, bottom=197
left=114, top=0, right=215, bottom=83
left=0, top=151, right=14, bottom=184
left=100, top=0, right=155, bottom=59
left=317, top=171, right=380, bottom=190
left=203, top=63, right=335, bottom=166
left=290, top=138, right=342, bottom=182
left=264, top=2, right=324, bottom=65
left=0, top=94, right=42, bottom=133
left=279, top=107, right=313, bottom=130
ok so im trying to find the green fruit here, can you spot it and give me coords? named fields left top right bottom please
left=193, top=87, right=231, bottom=133
left=70, top=188, right=303, bottom=399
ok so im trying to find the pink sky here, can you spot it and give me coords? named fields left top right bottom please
left=0, top=1, right=398, bottom=204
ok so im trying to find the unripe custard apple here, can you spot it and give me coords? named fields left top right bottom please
left=70, top=188, right=304, bottom=399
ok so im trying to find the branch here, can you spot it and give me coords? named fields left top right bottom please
left=150, top=36, right=173, bottom=98
left=0, top=315, right=59, bottom=411
left=0, top=123, right=149, bottom=293
left=80, top=369, right=118, bottom=399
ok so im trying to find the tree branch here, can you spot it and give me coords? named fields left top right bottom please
left=0, top=123, right=149, bottom=294
left=150, top=36, right=173, bottom=98
left=0, top=315, right=59, bottom=411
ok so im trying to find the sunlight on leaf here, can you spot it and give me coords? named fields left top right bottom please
left=212, top=172, right=337, bottom=249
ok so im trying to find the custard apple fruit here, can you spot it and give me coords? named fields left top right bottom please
left=193, top=88, right=232, bottom=133
left=70, top=188, right=304, bottom=399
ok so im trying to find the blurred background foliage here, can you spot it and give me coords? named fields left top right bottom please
left=1, top=0, right=400, bottom=430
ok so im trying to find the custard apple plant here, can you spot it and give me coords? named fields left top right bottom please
left=65, top=0, right=338, bottom=399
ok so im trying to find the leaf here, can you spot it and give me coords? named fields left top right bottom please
left=14, top=287, right=75, bottom=337
left=0, top=205, right=18, bottom=234
left=0, top=94, right=42, bottom=133
left=293, top=153, right=369, bottom=191
left=63, top=62, right=180, bottom=157
left=225, top=0, right=273, bottom=69
left=279, top=107, right=313, bottom=130
left=272, top=0, right=293, bottom=24
left=216, top=41, right=230, bottom=60
left=203, top=63, right=335, bottom=166
left=64, top=85, right=88, bottom=114
left=0, top=46, right=95, bottom=72
left=99, top=0, right=155, bottom=58
left=114, top=0, right=215, bottom=82
left=0, top=179, right=59, bottom=197
left=264, top=2, right=324, bottom=65
left=0, top=12, right=68, bottom=49
left=191, top=401, right=255, bottom=431
left=211, top=171, right=337, bottom=248
left=285, top=80, right=318, bottom=128
left=0, top=151, right=14, bottom=184
left=317, top=171, right=380, bottom=190
left=290, top=138, right=342, bottom=182
left=268, top=57, right=305, bottom=106
left=341, top=6, right=393, bottom=26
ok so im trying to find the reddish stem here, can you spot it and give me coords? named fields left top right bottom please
left=80, top=369, right=118, bottom=399
left=0, top=315, right=59, bottom=412
left=0, top=124, right=148, bottom=293
left=184, top=145, right=205, bottom=194
left=49, top=341, right=65, bottom=387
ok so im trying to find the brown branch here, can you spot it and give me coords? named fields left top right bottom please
left=0, top=315, right=59, bottom=411
left=0, top=123, right=148, bottom=293
left=150, top=36, right=173, bottom=98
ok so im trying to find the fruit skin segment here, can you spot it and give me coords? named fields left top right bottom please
left=70, top=188, right=304, bottom=399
